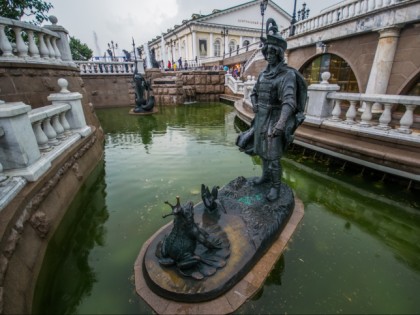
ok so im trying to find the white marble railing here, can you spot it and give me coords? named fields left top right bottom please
left=281, top=0, right=410, bottom=38
left=225, top=73, right=256, bottom=96
left=0, top=16, right=74, bottom=66
left=75, top=61, right=136, bottom=75
left=327, top=92, right=420, bottom=134
left=200, top=42, right=260, bottom=65
left=0, top=78, right=91, bottom=182
left=29, top=103, right=72, bottom=151
left=304, top=72, right=420, bottom=143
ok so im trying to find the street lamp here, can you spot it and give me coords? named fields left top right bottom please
left=290, top=1, right=310, bottom=36
left=298, top=2, right=310, bottom=21
left=108, top=40, right=118, bottom=61
left=221, top=27, right=228, bottom=60
left=259, top=0, right=268, bottom=46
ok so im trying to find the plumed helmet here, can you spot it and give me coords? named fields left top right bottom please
left=261, top=18, right=287, bottom=51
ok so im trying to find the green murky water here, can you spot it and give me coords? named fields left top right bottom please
left=33, top=104, right=420, bottom=314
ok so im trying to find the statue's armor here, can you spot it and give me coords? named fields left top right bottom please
left=251, top=67, right=297, bottom=160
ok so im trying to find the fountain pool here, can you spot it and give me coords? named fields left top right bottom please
left=33, top=103, right=420, bottom=314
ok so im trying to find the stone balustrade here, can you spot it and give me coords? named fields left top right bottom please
left=225, top=73, right=256, bottom=96
left=304, top=72, right=420, bottom=144
left=0, top=15, right=75, bottom=67
left=281, top=0, right=410, bottom=38
left=0, top=78, right=91, bottom=183
left=327, top=93, right=420, bottom=135
left=75, top=61, right=136, bottom=75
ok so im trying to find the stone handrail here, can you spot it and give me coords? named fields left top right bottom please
left=200, top=41, right=260, bottom=65
left=225, top=73, right=256, bottom=96
left=0, top=16, right=75, bottom=67
left=0, top=78, right=91, bottom=182
left=303, top=72, right=420, bottom=144
left=75, top=61, right=136, bottom=75
left=327, top=92, right=420, bottom=134
left=281, top=0, right=411, bottom=38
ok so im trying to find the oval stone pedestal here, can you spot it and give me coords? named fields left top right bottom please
left=134, top=177, right=305, bottom=314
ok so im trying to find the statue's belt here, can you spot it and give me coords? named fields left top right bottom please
left=258, top=103, right=281, bottom=110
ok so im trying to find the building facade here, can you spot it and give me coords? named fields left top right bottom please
left=147, top=0, right=291, bottom=68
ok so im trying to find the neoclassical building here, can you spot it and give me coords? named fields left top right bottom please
left=147, top=0, right=291, bottom=67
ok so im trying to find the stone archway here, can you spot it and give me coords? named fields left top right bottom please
left=300, top=53, right=360, bottom=93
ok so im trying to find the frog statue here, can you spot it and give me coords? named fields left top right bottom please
left=156, top=196, right=230, bottom=280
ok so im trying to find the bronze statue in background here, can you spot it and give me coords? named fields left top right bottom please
left=242, top=18, right=307, bottom=201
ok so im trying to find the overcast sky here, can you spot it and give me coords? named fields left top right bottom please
left=46, top=0, right=342, bottom=56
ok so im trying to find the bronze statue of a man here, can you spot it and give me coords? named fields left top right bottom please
left=250, top=18, right=307, bottom=201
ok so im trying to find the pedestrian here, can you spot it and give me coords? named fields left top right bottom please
left=167, top=60, right=171, bottom=69
left=178, top=57, right=183, bottom=69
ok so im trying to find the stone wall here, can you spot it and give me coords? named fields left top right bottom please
left=148, top=70, right=225, bottom=105
left=81, top=74, right=134, bottom=108
left=0, top=63, right=104, bottom=314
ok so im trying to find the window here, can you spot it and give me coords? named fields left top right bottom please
left=214, top=39, right=221, bottom=57
left=301, top=54, right=359, bottom=92
left=199, top=39, right=207, bottom=57
left=242, top=40, right=250, bottom=47
left=229, top=40, right=236, bottom=53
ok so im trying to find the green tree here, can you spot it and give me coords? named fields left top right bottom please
left=0, top=0, right=53, bottom=25
left=69, top=36, right=93, bottom=61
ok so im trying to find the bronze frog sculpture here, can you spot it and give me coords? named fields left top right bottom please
left=157, top=195, right=230, bottom=280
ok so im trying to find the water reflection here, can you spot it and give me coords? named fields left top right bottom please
left=33, top=161, right=109, bottom=314
left=33, top=104, right=420, bottom=314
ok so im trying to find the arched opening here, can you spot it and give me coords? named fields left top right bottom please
left=301, top=54, right=359, bottom=92
left=242, top=40, right=250, bottom=47
left=406, top=76, right=420, bottom=96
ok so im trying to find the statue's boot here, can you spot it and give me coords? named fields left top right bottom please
left=253, top=159, right=270, bottom=185
left=266, top=164, right=281, bottom=202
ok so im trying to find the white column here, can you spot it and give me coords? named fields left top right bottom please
left=365, top=27, right=400, bottom=95
left=240, top=36, right=243, bottom=47
left=209, top=33, right=214, bottom=57
left=178, top=40, right=181, bottom=61
left=224, top=35, right=229, bottom=55
left=192, top=31, right=197, bottom=60
left=184, top=35, right=189, bottom=60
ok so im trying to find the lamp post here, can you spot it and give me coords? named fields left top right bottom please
left=221, top=27, right=228, bottom=61
left=290, top=0, right=298, bottom=36
left=108, top=40, right=118, bottom=61
left=259, top=0, right=268, bottom=46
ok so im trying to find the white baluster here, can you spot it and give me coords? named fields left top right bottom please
left=376, top=103, right=392, bottom=130
left=32, top=121, right=51, bottom=151
left=384, top=0, right=391, bottom=4
left=59, top=110, right=71, bottom=136
left=349, top=3, right=355, bottom=17
left=344, top=100, right=358, bottom=124
left=45, top=35, right=55, bottom=59
left=38, top=33, right=49, bottom=58
left=0, top=25, right=14, bottom=57
left=27, top=30, right=40, bottom=58
left=42, top=117, right=59, bottom=145
left=13, top=27, right=28, bottom=57
left=342, top=5, right=349, bottom=19
left=51, top=114, right=65, bottom=139
left=360, top=101, right=373, bottom=127
left=376, top=0, right=383, bottom=8
left=51, top=37, right=61, bottom=60
left=330, top=100, right=342, bottom=121
left=369, top=0, right=376, bottom=10
left=397, top=104, right=415, bottom=134
left=355, top=1, right=361, bottom=15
